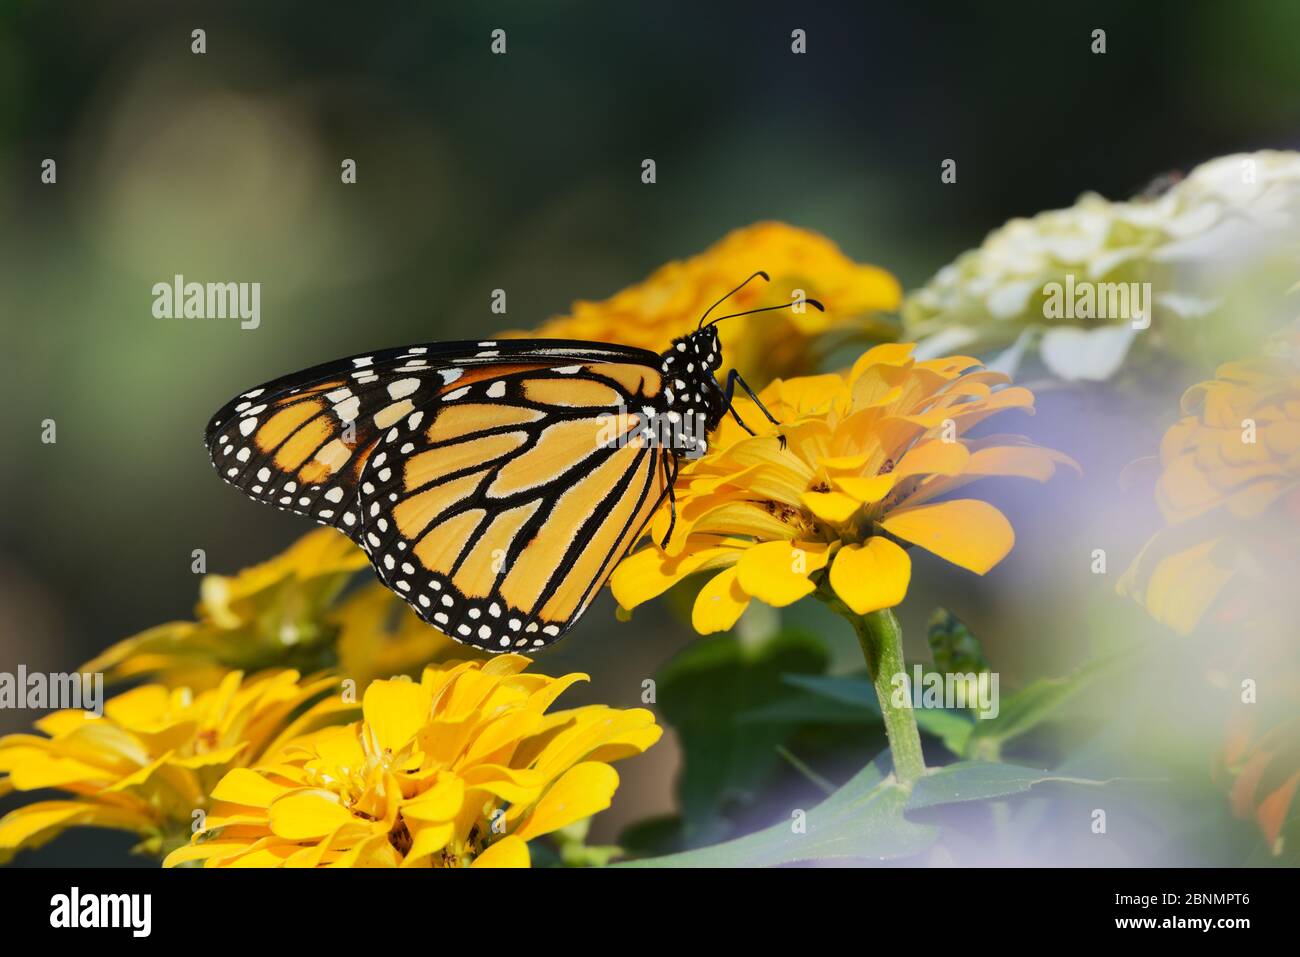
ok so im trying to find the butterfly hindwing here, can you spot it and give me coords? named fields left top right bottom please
left=355, top=360, right=669, bottom=651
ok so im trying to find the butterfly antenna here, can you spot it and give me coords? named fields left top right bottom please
left=705, top=297, right=825, bottom=328
left=697, top=271, right=771, bottom=330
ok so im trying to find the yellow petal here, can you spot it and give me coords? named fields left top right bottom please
left=525, top=707, right=659, bottom=781
left=1136, top=538, right=1236, bottom=635
left=880, top=499, right=1014, bottom=574
left=892, top=440, right=970, bottom=479
left=659, top=500, right=801, bottom=554
left=268, top=789, right=355, bottom=840
left=610, top=542, right=742, bottom=609
left=101, top=684, right=173, bottom=728
left=832, top=474, right=897, bottom=503
left=471, top=834, right=530, bottom=868
left=458, top=765, right=547, bottom=805
left=402, top=777, right=466, bottom=824
left=965, top=442, right=1079, bottom=481
left=169, top=745, right=246, bottom=771
left=0, top=749, right=116, bottom=791
left=608, top=547, right=678, bottom=608
left=801, top=490, right=862, bottom=523
left=848, top=343, right=916, bottom=382
left=691, top=567, right=750, bottom=634
left=163, top=838, right=253, bottom=868
left=514, top=763, right=619, bottom=841
left=820, top=452, right=873, bottom=472
left=401, top=822, right=455, bottom=867
left=210, top=768, right=292, bottom=808
left=0, top=801, right=151, bottom=864
left=327, top=832, right=395, bottom=869
left=829, top=538, right=911, bottom=614
left=226, top=842, right=314, bottom=868
left=584, top=721, right=665, bottom=763
left=33, top=710, right=95, bottom=737
left=362, top=678, right=430, bottom=753
left=735, top=540, right=827, bottom=607
left=775, top=374, right=848, bottom=412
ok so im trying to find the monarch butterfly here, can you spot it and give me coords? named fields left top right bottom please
left=205, top=272, right=822, bottom=652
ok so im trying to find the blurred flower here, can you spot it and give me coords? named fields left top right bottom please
left=0, top=669, right=347, bottom=864
left=1219, top=711, right=1300, bottom=857
left=164, top=656, right=660, bottom=868
left=86, top=529, right=366, bottom=688
left=510, top=221, right=902, bottom=385
left=611, top=343, right=1075, bottom=632
left=88, top=530, right=462, bottom=691
left=331, top=583, right=465, bottom=688
left=904, top=151, right=1300, bottom=380
left=1119, top=334, right=1300, bottom=635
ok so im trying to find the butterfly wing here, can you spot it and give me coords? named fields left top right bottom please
left=206, top=339, right=670, bottom=650
left=356, top=359, right=669, bottom=651
left=205, top=339, right=660, bottom=538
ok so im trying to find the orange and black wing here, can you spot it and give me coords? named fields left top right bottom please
left=205, top=339, right=660, bottom=539
left=206, top=340, right=669, bottom=650
left=356, top=359, right=669, bottom=651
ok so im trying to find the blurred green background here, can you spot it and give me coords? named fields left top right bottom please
left=3, top=0, right=1298, bottom=864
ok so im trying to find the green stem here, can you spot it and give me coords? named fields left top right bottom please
left=844, top=606, right=927, bottom=789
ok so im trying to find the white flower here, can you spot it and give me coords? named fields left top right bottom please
left=904, top=151, right=1300, bottom=381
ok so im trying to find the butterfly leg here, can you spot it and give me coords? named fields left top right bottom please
left=658, top=454, right=680, bottom=549
left=719, top=370, right=786, bottom=449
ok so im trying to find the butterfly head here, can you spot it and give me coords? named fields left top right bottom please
left=654, top=273, right=825, bottom=457
left=659, top=326, right=727, bottom=442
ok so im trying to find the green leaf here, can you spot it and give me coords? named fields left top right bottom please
left=656, top=631, right=829, bottom=837
left=616, top=814, right=685, bottom=858
left=620, top=759, right=938, bottom=867
left=910, top=708, right=975, bottom=757
left=783, top=673, right=878, bottom=708
left=736, top=690, right=877, bottom=726
left=783, top=672, right=974, bottom=756
left=908, top=760, right=1113, bottom=809
left=965, top=656, right=1115, bottom=757
left=926, top=608, right=990, bottom=676
left=619, top=760, right=1115, bottom=867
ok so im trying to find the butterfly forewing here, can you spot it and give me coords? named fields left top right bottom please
left=204, top=339, right=660, bottom=538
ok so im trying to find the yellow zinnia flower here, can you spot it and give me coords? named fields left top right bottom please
left=164, top=656, right=660, bottom=868
left=86, top=528, right=368, bottom=689
left=611, top=343, right=1075, bottom=632
left=1119, top=339, right=1300, bottom=635
left=0, top=669, right=345, bottom=864
left=330, top=583, right=466, bottom=687
left=509, top=221, right=902, bottom=385
left=85, top=530, right=459, bottom=690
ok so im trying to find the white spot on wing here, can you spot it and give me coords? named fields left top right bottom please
left=335, top=396, right=361, bottom=422
left=387, top=378, right=420, bottom=400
